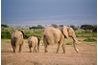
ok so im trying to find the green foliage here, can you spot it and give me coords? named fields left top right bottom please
left=1, top=31, right=11, bottom=39
left=70, top=25, right=78, bottom=31
left=32, top=30, right=43, bottom=38
left=23, top=29, right=43, bottom=39
left=66, top=42, right=72, bottom=45
left=29, top=25, right=44, bottom=29
left=1, top=24, right=9, bottom=28
left=84, top=37, right=96, bottom=42
left=1, top=24, right=97, bottom=44
left=80, top=24, right=97, bottom=32
left=1, top=39, right=10, bottom=44
left=76, top=29, right=97, bottom=37
left=24, top=30, right=34, bottom=39
left=51, top=24, right=58, bottom=28
left=92, top=25, right=97, bottom=32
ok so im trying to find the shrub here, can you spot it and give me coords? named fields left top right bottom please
left=66, top=42, right=72, bottom=45
left=1, top=31, right=11, bottom=39
left=84, top=37, right=96, bottom=42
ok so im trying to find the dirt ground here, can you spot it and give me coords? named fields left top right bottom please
left=1, top=40, right=96, bottom=65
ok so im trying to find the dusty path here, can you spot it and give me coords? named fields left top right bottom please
left=1, top=41, right=96, bottom=65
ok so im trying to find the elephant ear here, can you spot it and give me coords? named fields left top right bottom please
left=62, top=26, right=69, bottom=38
left=67, top=27, right=76, bottom=38
left=68, top=27, right=79, bottom=44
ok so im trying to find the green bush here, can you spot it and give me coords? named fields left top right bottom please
left=84, top=37, right=96, bottom=42
left=66, top=42, right=72, bottom=45
left=23, top=29, right=43, bottom=39
left=32, top=30, right=43, bottom=37
left=1, top=31, right=11, bottom=39
left=76, top=30, right=97, bottom=37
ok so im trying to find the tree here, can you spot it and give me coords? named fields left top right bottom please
left=70, top=25, right=78, bottom=31
left=80, top=24, right=96, bottom=32
left=1, top=24, right=9, bottom=28
left=92, top=25, right=97, bottom=32
left=51, top=24, right=58, bottom=28
left=37, top=25, right=44, bottom=29
left=29, top=25, right=44, bottom=29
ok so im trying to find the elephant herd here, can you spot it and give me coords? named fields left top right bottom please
left=11, top=26, right=79, bottom=53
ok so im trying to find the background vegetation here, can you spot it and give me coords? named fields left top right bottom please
left=1, top=24, right=97, bottom=43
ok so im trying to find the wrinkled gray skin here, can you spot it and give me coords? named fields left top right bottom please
left=11, top=30, right=24, bottom=53
left=43, top=26, right=79, bottom=53
left=28, top=36, right=40, bottom=52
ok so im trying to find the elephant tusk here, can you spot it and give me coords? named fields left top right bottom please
left=77, top=48, right=79, bottom=52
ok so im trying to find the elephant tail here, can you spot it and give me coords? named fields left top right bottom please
left=11, top=37, right=17, bottom=47
left=44, top=35, right=49, bottom=45
left=28, top=41, right=32, bottom=48
left=20, top=30, right=25, bottom=38
left=37, top=37, right=40, bottom=46
left=37, top=37, right=40, bottom=52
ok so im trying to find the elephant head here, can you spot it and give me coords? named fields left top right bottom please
left=61, top=26, right=79, bottom=53
left=61, top=26, right=79, bottom=44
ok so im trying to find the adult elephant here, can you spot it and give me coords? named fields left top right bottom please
left=11, top=30, right=24, bottom=53
left=43, top=26, right=79, bottom=53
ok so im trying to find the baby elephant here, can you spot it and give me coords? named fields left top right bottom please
left=28, top=36, right=40, bottom=52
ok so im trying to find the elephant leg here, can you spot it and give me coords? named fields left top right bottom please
left=44, top=44, right=48, bottom=53
left=56, top=43, right=60, bottom=53
left=19, top=44, right=22, bottom=52
left=62, top=44, right=65, bottom=53
left=29, top=47, right=32, bottom=52
left=36, top=44, right=39, bottom=52
left=12, top=46, right=16, bottom=53
left=43, top=35, right=49, bottom=53
left=72, top=37, right=79, bottom=53
left=29, top=45, right=32, bottom=52
left=35, top=46, right=38, bottom=52
left=37, top=38, right=40, bottom=52
left=33, top=46, right=37, bottom=52
left=37, top=45, right=39, bottom=52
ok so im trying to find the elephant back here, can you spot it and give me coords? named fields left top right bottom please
left=11, top=30, right=24, bottom=45
left=12, top=30, right=23, bottom=38
left=44, top=27, right=63, bottom=45
left=28, top=36, right=38, bottom=46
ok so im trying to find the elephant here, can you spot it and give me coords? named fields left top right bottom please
left=43, top=26, right=65, bottom=53
left=11, top=30, right=24, bottom=53
left=43, top=26, right=79, bottom=53
left=61, top=26, right=79, bottom=53
left=28, top=36, right=40, bottom=52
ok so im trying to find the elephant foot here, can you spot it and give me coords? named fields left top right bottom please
left=19, top=51, right=21, bottom=53
left=62, top=51, right=65, bottom=54
left=35, top=49, right=38, bottom=53
left=13, top=51, right=15, bottom=53
left=29, top=51, right=32, bottom=53
left=56, top=51, right=59, bottom=53
left=36, top=50, right=39, bottom=53
left=45, top=50, right=48, bottom=53
left=13, top=50, right=16, bottom=53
